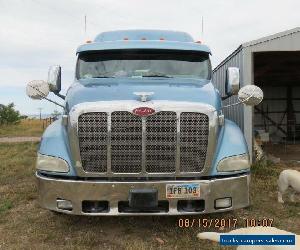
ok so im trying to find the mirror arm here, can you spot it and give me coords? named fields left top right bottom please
left=222, top=86, right=262, bottom=109
left=222, top=100, right=242, bottom=109
left=42, top=96, right=65, bottom=109
left=53, top=91, right=65, bottom=100
left=28, top=85, right=65, bottom=110
left=221, top=94, right=232, bottom=101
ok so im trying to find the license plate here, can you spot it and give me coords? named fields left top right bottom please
left=166, top=183, right=200, bottom=199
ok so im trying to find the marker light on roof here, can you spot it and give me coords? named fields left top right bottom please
left=141, top=37, right=146, bottom=40
left=123, top=37, right=129, bottom=40
left=160, top=38, right=165, bottom=41
left=195, top=40, right=202, bottom=44
left=86, top=40, right=92, bottom=43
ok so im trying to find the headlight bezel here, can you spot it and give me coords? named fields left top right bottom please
left=217, top=153, right=250, bottom=172
left=36, top=153, right=70, bottom=173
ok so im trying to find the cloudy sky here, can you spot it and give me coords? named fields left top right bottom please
left=0, top=0, right=299, bottom=115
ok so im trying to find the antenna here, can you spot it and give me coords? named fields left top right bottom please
left=84, top=15, right=87, bottom=36
left=201, top=16, right=204, bottom=41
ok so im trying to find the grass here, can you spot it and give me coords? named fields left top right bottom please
left=0, top=119, right=47, bottom=137
left=0, top=142, right=299, bottom=249
left=0, top=200, right=13, bottom=214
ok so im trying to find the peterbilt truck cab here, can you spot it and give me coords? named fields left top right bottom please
left=27, top=30, right=261, bottom=215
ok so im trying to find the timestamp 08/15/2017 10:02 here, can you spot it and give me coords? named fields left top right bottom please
left=177, top=218, right=274, bottom=229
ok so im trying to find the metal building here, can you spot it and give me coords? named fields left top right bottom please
left=213, top=27, right=300, bottom=159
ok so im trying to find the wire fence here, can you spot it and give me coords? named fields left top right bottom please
left=42, top=117, right=55, bottom=130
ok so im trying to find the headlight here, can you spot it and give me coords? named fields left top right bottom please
left=36, top=153, right=70, bottom=173
left=217, top=154, right=250, bottom=172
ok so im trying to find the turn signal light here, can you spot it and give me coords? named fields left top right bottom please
left=57, top=199, right=73, bottom=211
left=215, top=197, right=232, bottom=209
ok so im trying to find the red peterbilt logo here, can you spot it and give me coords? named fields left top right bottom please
left=132, top=107, right=155, bottom=116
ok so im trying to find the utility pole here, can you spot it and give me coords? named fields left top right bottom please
left=38, top=107, right=42, bottom=120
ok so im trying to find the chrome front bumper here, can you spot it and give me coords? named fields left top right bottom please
left=36, top=173, right=250, bottom=216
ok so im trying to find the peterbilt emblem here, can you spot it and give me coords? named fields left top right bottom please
left=133, top=92, right=154, bottom=102
left=133, top=107, right=155, bottom=117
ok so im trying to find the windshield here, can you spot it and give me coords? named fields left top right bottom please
left=76, top=49, right=211, bottom=80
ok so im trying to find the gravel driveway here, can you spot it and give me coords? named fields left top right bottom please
left=0, top=137, right=41, bottom=143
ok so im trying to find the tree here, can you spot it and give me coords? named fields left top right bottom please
left=0, top=103, right=21, bottom=125
left=51, top=110, right=61, bottom=121
left=20, top=115, right=28, bottom=119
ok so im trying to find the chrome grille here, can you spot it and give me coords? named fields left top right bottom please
left=146, top=112, right=177, bottom=173
left=180, top=112, right=209, bottom=172
left=111, top=112, right=142, bottom=173
left=77, top=111, right=209, bottom=175
left=78, top=112, right=107, bottom=173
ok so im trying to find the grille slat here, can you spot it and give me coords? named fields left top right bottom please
left=111, top=112, right=142, bottom=173
left=78, top=112, right=108, bottom=173
left=145, top=112, right=177, bottom=173
left=180, top=112, right=209, bottom=172
left=77, top=111, right=209, bottom=175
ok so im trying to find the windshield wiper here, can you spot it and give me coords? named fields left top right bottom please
left=92, top=76, right=115, bottom=78
left=90, top=72, right=116, bottom=78
left=141, top=72, right=173, bottom=78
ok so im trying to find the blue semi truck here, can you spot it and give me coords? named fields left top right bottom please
left=26, top=30, right=262, bottom=215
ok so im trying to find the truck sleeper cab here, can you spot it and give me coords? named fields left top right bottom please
left=31, top=30, right=253, bottom=215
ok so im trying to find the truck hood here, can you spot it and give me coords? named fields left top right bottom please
left=65, top=78, right=221, bottom=111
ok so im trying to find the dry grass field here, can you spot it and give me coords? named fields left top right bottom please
left=0, top=142, right=299, bottom=249
left=0, top=119, right=46, bottom=137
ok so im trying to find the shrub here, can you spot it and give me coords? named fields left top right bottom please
left=0, top=103, right=21, bottom=125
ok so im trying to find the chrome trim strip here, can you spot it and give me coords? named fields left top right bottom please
left=69, top=100, right=216, bottom=123
left=107, top=112, right=112, bottom=175
left=69, top=100, right=218, bottom=178
left=141, top=117, right=146, bottom=175
left=175, top=113, right=181, bottom=175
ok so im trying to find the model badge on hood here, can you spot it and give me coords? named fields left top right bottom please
left=133, top=107, right=155, bottom=117
left=133, top=92, right=154, bottom=102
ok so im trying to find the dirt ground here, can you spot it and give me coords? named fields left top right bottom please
left=0, top=137, right=40, bottom=143
left=0, top=142, right=299, bottom=250
left=264, top=143, right=300, bottom=161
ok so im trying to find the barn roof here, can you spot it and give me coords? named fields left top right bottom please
left=242, top=27, right=300, bottom=48
left=214, top=27, right=300, bottom=72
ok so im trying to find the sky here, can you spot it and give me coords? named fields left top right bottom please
left=0, top=0, right=299, bottom=115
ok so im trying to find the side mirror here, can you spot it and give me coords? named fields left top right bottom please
left=26, top=80, right=50, bottom=100
left=238, top=85, right=263, bottom=106
left=48, top=65, right=61, bottom=93
left=225, top=67, right=240, bottom=96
